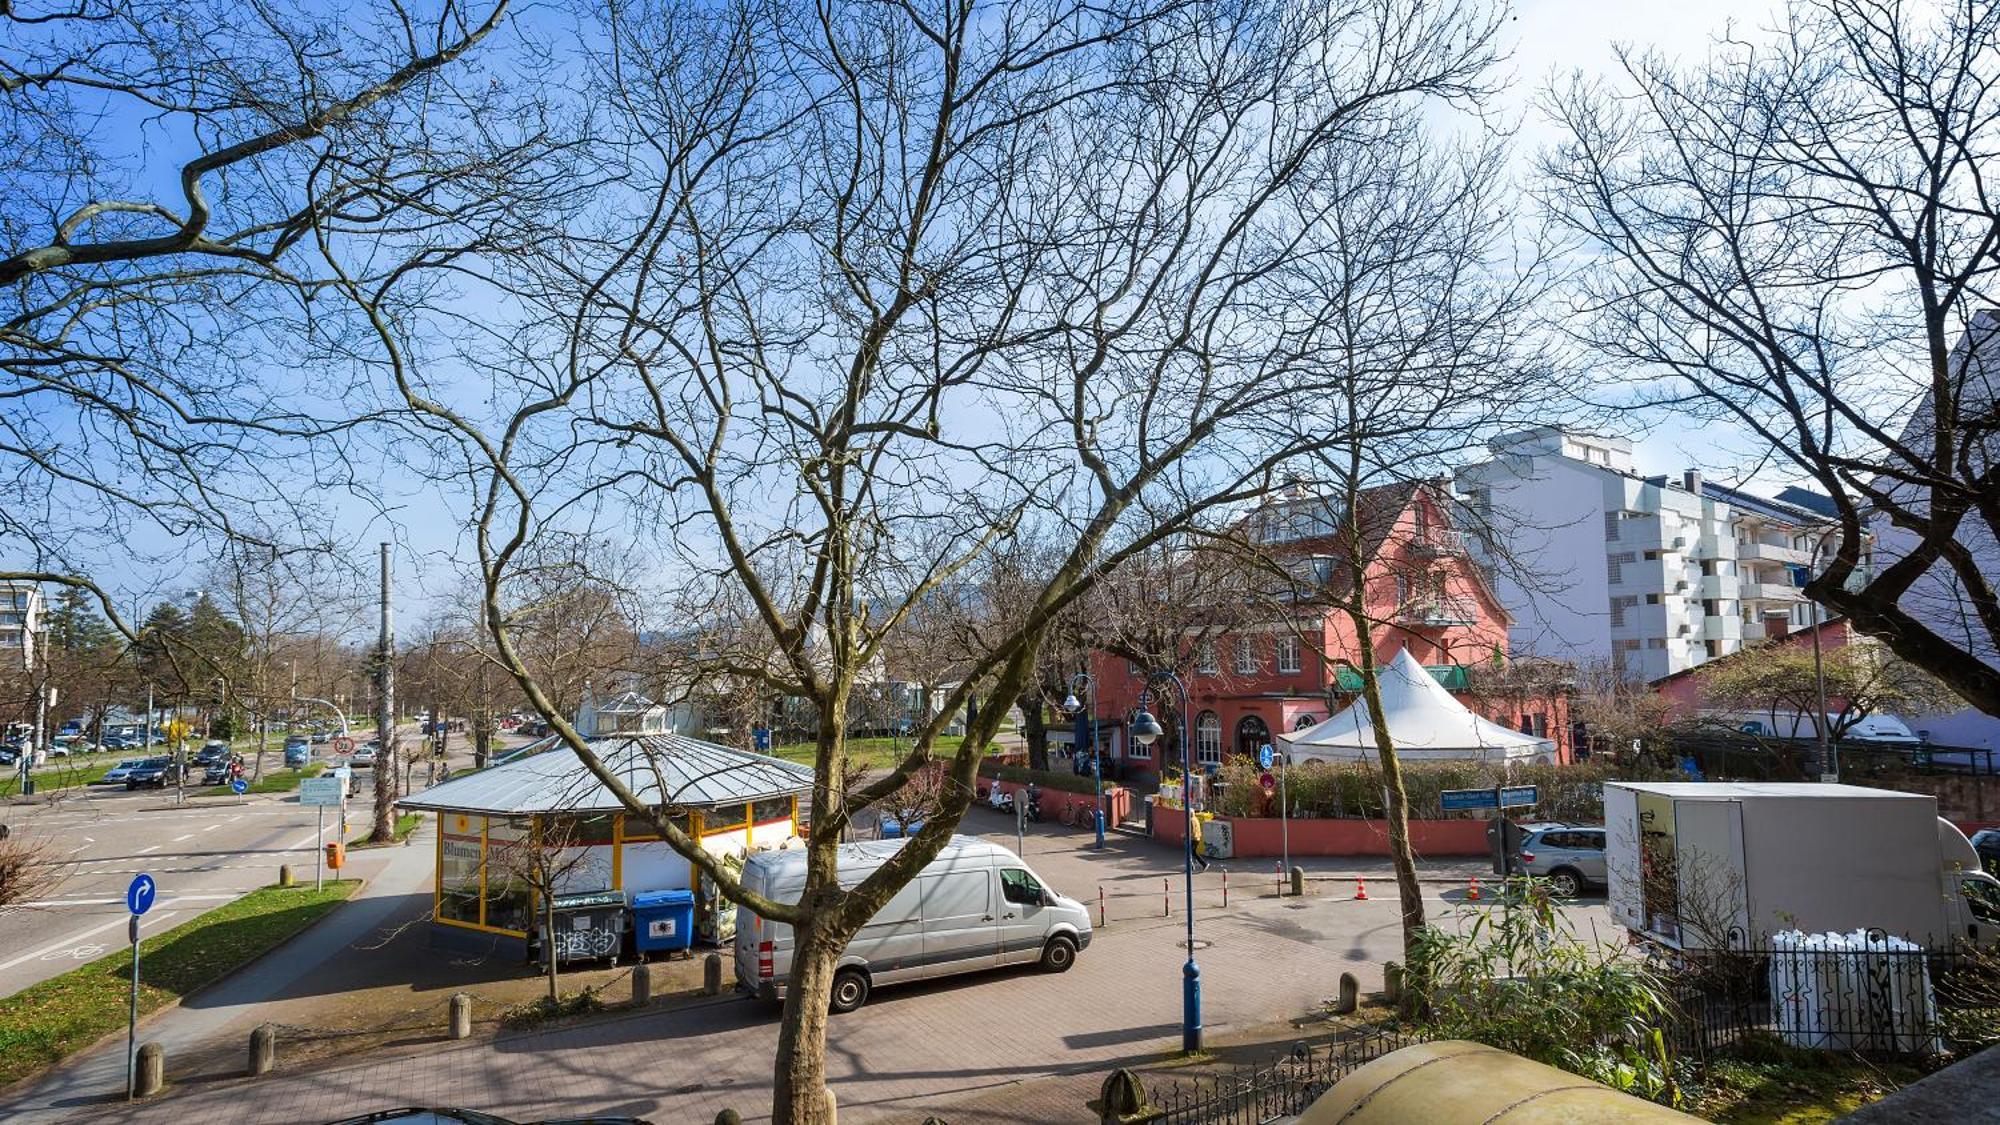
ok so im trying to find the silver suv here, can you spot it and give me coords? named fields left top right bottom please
left=1517, top=825, right=1606, bottom=898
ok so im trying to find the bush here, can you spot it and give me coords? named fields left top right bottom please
left=1209, top=756, right=1679, bottom=821
left=975, top=761, right=1103, bottom=795
left=502, top=987, right=606, bottom=1027
left=1409, top=889, right=1685, bottom=1106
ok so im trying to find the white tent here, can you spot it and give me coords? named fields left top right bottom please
left=1279, top=649, right=1555, bottom=764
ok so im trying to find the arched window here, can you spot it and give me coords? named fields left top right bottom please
left=1235, top=714, right=1271, bottom=759
left=1195, top=711, right=1222, bottom=764
left=1293, top=713, right=1320, bottom=731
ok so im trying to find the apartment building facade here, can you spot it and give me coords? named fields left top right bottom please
left=1088, top=481, right=1573, bottom=775
left=1456, top=428, right=1834, bottom=683
left=0, top=581, right=43, bottom=671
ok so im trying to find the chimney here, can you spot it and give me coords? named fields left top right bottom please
left=1683, top=469, right=1702, bottom=495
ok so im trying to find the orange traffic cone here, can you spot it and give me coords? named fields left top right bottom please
left=1354, top=878, right=1368, bottom=900
left=1467, top=876, right=1481, bottom=901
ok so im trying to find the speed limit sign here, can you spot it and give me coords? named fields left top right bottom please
left=332, top=736, right=355, bottom=755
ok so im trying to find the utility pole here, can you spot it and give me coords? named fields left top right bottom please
left=371, top=543, right=396, bottom=841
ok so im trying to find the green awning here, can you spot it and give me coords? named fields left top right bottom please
left=1333, top=664, right=1469, bottom=692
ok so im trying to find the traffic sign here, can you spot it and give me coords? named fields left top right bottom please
left=1441, top=785, right=1539, bottom=812
left=332, top=736, right=354, bottom=755
left=299, top=776, right=345, bottom=806
left=230, top=777, right=249, bottom=795
left=126, top=874, right=156, bottom=916
left=1258, top=743, right=1274, bottom=770
left=1259, top=771, right=1276, bottom=793
left=1500, top=785, right=1538, bottom=807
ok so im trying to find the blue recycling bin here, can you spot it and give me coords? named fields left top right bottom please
left=631, top=889, right=696, bottom=958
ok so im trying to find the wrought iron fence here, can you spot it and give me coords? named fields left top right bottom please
left=1143, top=1026, right=1429, bottom=1124
left=1656, top=934, right=2000, bottom=1062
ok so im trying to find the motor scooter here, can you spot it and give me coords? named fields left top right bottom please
left=1015, top=783, right=1043, bottom=823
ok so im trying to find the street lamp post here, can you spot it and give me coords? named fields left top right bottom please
left=1061, top=673, right=1105, bottom=849
left=1130, top=672, right=1201, bottom=1055
left=1808, top=528, right=1842, bottom=783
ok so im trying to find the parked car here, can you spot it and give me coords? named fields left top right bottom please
left=1516, top=824, right=1607, bottom=899
left=97, top=758, right=147, bottom=785
left=124, top=757, right=183, bottom=789
left=97, top=734, right=133, bottom=752
left=310, top=731, right=331, bottom=744
left=194, top=740, right=232, bottom=766
left=0, top=746, right=18, bottom=767
left=202, top=759, right=237, bottom=786
left=351, top=742, right=378, bottom=768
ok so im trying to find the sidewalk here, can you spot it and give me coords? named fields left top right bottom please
left=2, top=829, right=439, bottom=1122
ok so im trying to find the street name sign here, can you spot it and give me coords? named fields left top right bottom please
left=1440, top=785, right=1539, bottom=812
left=300, top=776, right=345, bottom=806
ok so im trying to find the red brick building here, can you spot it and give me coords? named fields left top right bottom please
left=1086, top=481, right=1571, bottom=776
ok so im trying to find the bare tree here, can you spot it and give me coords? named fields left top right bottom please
left=490, top=815, right=601, bottom=1003
left=1542, top=0, right=2000, bottom=721
left=0, top=829, right=63, bottom=912
left=377, top=1, right=1513, bottom=1117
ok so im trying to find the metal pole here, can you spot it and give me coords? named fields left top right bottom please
left=1172, top=671, right=1202, bottom=1054
left=316, top=805, right=324, bottom=891
left=1279, top=751, right=1290, bottom=884
left=126, top=915, right=140, bottom=1099
left=1015, top=791, right=1025, bottom=859
left=1810, top=530, right=1836, bottom=783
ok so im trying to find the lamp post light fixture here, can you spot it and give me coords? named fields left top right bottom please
left=1061, top=674, right=1105, bottom=850
left=1129, top=670, right=1201, bottom=1055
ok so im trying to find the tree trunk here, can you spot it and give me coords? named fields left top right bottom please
left=543, top=892, right=559, bottom=1001
left=1017, top=688, right=1049, bottom=771
left=1347, top=609, right=1426, bottom=956
left=772, top=917, right=843, bottom=1124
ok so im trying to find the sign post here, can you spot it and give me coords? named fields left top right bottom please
left=300, top=775, right=346, bottom=892
left=125, top=873, right=156, bottom=1099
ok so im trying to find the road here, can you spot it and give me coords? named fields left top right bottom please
left=0, top=722, right=522, bottom=1000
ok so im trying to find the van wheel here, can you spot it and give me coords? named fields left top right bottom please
left=1039, top=934, right=1078, bottom=973
left=1547, top=869, right=1583, bottom=899
left=829, top=968, right=870, bottom=1013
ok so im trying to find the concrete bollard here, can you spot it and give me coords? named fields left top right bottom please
left=632, top=962, right=653, bottom=1005
left=1289, top=865, right=1304, bottom=897
left=134, top=1041, right=165, bottom=1098
left=703, top=951, right=724, bottom=996
left=278, top=864, right=295, bottom=888
left=248, top=1023, right=276, bottom=1076
left=1382, top=961, right=1403, bottom=1005
left=1334, top=972, right=1359, bottom=1015
left=449, top=992, right=472, bottom=1040
left=823, top=1086, right=838, bottom=1123
left=1098, top=1067, right=1155, bottom=1124
left=714, top=1112, right=743, bottom=1125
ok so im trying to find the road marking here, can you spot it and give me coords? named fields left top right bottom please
left=13, top=893, right=248, bottom=909
left=65, top=844, right=91, bottom=855
left=0, top=909, right=180, bottom=973
left=202, top=824, right=221, bottom=832
left=136, top=844, right=159, bottom=854
left=173, top=833, right=194, bottom=842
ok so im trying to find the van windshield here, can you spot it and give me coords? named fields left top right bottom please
left=1000, top=868, right=1043, bottom=906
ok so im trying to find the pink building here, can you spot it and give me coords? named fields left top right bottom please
left=1087, top=481, right=1572, bottom=777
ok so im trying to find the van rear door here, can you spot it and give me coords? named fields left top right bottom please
left=918, top=868, right=998, bottom=976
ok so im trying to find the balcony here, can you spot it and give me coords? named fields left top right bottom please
left=1737, top=539, right=1809, bottom=566
left=1697, top=574, right=1727, bottom=600
left=1741, top=581, right=1805, bottom=604
left=1691, top=534, right=1733, bottom=560
left=1407, top=531, right=1468, bottom=559
left=1701, top=615, right=1742, bottom=642
left=1394, top=597, right=1479, bottom=628
left=1740, top=619, right=1768, bottom=642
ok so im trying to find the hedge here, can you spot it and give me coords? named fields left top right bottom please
left=976, top=760, right=1106, bottom=796
left=1207, top=757, right=1682, bottom=823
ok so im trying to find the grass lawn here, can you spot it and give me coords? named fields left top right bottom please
left=0, top=880, right=359, bottom=1089
left=1690, top=1045, right=1922, bottom=1123
left=197, top=761, right=326, bottom=797
left=351, top=811, right=423, bottom=848
left=0, top=749, right=137, bottom=798
left=769, top=737, right=1003, bottom=771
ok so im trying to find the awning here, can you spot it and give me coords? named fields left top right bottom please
left=397, top=733, right=813, bottom=817
left=1281, top=649, right=1553, bottom=763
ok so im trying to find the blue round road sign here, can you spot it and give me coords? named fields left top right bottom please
left=126, top=873, right=157, bottom=916
left=1258, top=743, right=1274, bottom=770
left=231, top=777, right=248, bottom=794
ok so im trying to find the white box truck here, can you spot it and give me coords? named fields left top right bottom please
left=1604, top=782, right=2000, bottom=950
left=734, top=834, right=1093, bottom=1011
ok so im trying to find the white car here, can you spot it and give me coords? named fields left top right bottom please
left=351, top=743, right=378, bottom=768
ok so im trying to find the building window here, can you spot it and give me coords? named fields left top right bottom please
left=1234, top=637, right=1258, bottom=675
left=1645, top=593, right=1660, bottom=605
left=1605, top=551, right=1637, bottom=584
left=1196, top=639, right=1218, bottom=674
left=1608, top=595, right=1639, bottom=627
left=1276, top=635, right=1301, bottom=674
left=1646, top=638, right=1667, bottom=649
left=1195, top=712, right=1222, bottom=764
left=1293, top=713, right=1319, bottom=730
left=1643, top=549, right=1661, bottom=561
left=1126, top=723, right=1152, bottom=760
left=1604, top=512, right=1620, bottom=542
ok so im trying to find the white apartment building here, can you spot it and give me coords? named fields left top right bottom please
left=1456, top=428, right=1833, bottom=682
left=0, top=581, right=44, bottom=671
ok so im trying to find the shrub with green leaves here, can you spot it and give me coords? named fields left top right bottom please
left=1408, top=887, right=1686, bottom=1106
left=1211, top=756, right=1679, bottom=821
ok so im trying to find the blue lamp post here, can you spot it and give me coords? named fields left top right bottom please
left=1130, top=672, right=1200, bottom=1054
left=1061, top=674, right=1105, bottom=849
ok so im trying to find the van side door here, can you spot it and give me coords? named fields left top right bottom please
left=917, top=868, right=999, bottom=977
left=998, top=867, right=1052, bottom=965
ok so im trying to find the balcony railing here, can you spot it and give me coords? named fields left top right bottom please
left=1741, top=581, right=1805, bottom=603
left=1394, top=597, right=1479, bottom=628
left=1737, top=539, right=1809, bottom=566
left=1406, top=531, right=1468, bottom=559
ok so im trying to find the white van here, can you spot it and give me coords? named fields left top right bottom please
left=734, top=835, right=1093, bottom=1012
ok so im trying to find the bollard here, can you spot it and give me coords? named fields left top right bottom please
left=449, top=992, right=472, bottom=1040
left=134, top=1041, right=164, bottom=1098
left=824, top=1085, right=838, bottom=1123
left=1334, top=972, right=1359, bottom=1015
left=714, top=1112, right=743, bottom=1125
left=632, top=962, right=654, bottom=1005
left=704, top=951, right=724, bottom=996
left=248, top=1023, right=276, bottom=1076
left=1163, top=878, right=1170, bottom=917
left=1098, top=885, right=1106, bottom=927
left=1098, top=1067, right=1154, bottom=1125
left=1383, top=961, right=1403, bottom=1005
left=1222, top=870, right=1228, bottom=908
left=277, top=864, right=295, bottom=888
left=1289, top=865, right=1305, bottom=898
